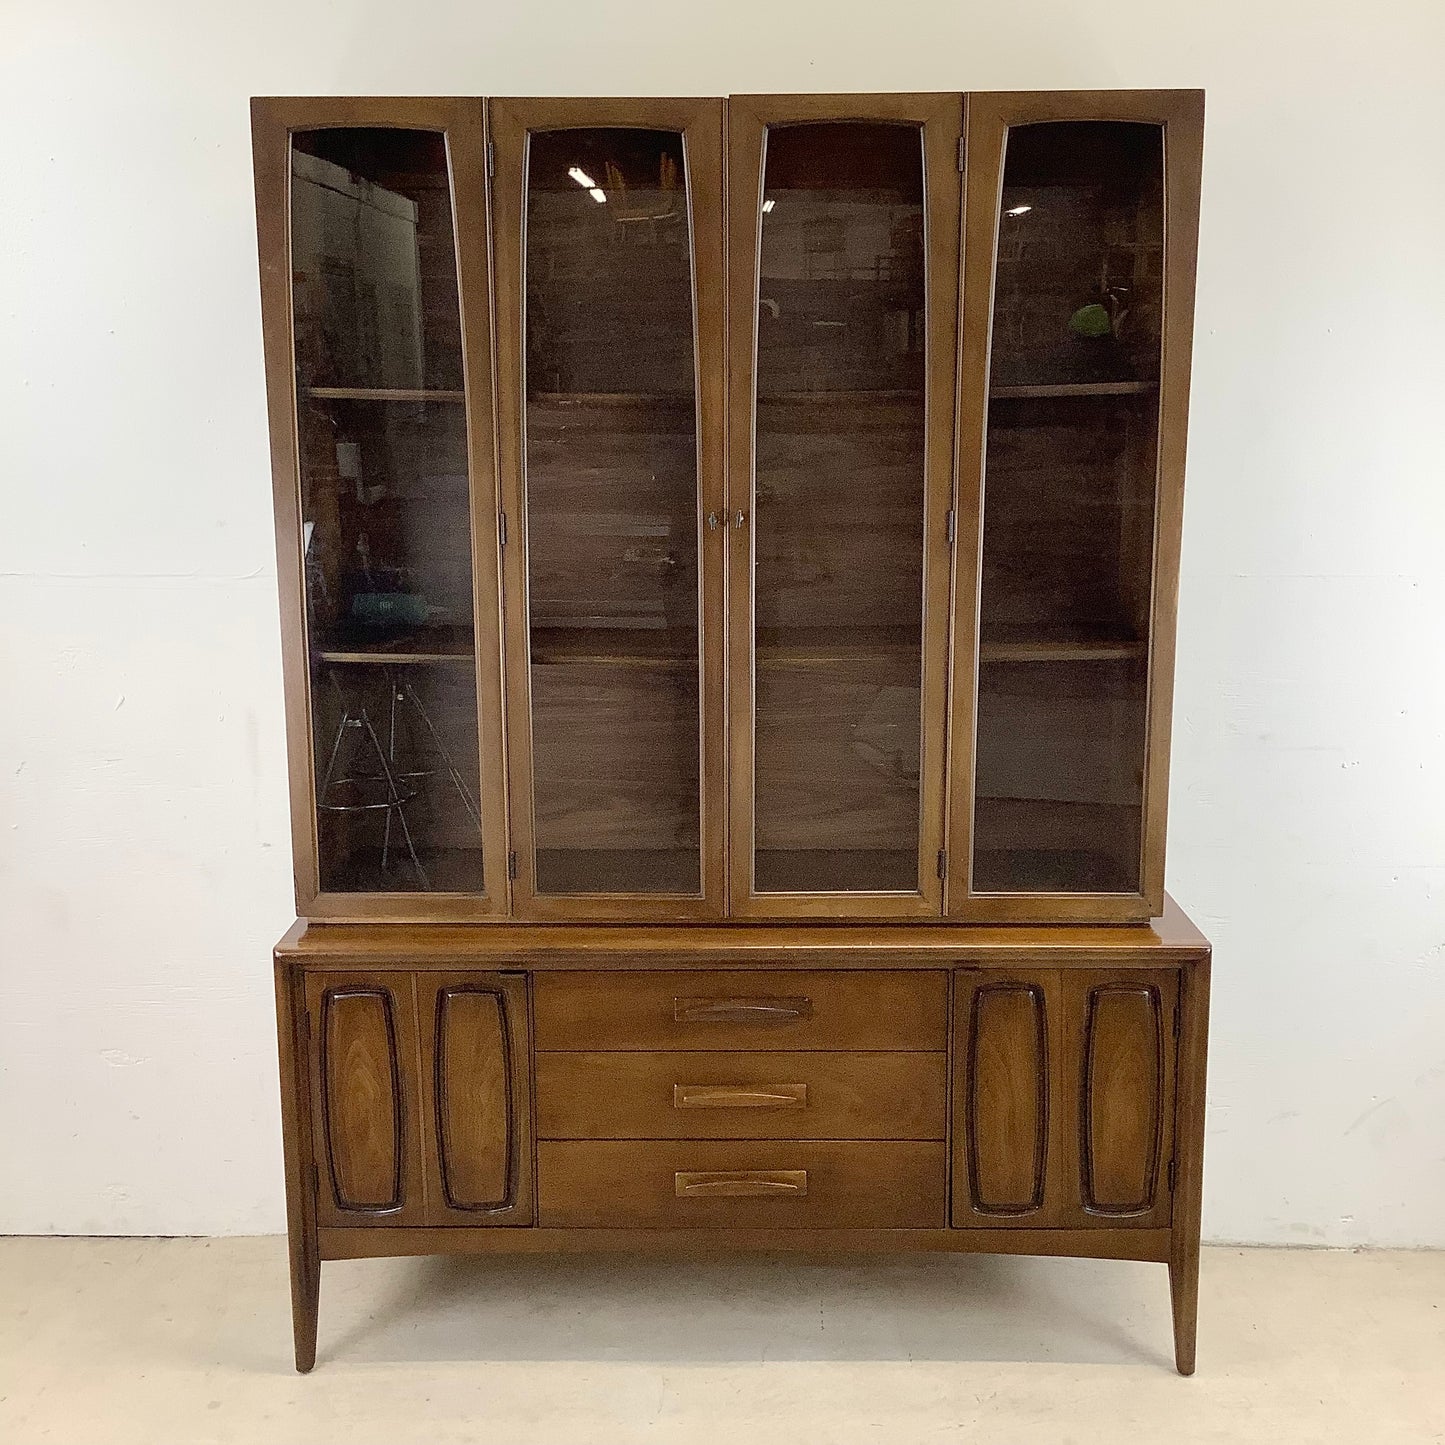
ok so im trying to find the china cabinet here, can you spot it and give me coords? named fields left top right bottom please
left=253, top=89, right=1209, bottom=1376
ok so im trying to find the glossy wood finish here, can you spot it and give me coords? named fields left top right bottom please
left=490, top=98, right=727, bottom=921
left=539, top=1141, right=947, bottom=1227
left=952, top=965, right=1178, bottom=1231
left=537, top=1051, right=947, bottom=1139
left=252, top=97, right=509, bottom=921
left=418, top=973, right=534, bottom=1223
left=534, top=970, right=948, bottom=1051
left=1170, top=953, right=1211, bottom=1375
left=948, top=90, right=1204, bottom=923
left=725, top=94, right=961, bottom=919
left=303, top=972, right=424, bottom=1226
left=274, top=960, right=320, bottom=1372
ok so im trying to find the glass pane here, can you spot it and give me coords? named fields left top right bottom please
left=972, top=121, right=1165, bottom=895
left=523, top=128, right=701, bottom=895
left=290, top=128, right=483, bottom=894
left=751, top=123, right=927, bottom=895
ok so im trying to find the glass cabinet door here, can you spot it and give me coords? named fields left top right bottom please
left=950, top=92, right=1204, bottom=920
left=490, top=100, right=726, bottom=919
left=252, top=100, right=508, bottom=918
left=727, top=96, right=960, bottom=918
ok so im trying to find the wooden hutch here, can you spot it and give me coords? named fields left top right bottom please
left=252, top=90, right=1210, bottom=1374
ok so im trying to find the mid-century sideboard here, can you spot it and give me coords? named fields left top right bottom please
left=252, top=89, right=1210, bottom=1374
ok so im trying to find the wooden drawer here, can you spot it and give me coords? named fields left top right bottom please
left=533, top=971, right=947, bottom=1052
left=537, top=1051, right=946, bottom=1140
left=538, top=1141, right=947, bottom=1228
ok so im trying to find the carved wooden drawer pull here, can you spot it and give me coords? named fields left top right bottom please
left=673, top=996, right=814, bottom=1025
left=673, top=1083, right=808, bottom=1110
left=674, top=1170, right=809, bottom=1198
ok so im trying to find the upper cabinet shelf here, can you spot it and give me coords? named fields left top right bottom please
left=252, top=91, right=1203, bottom=927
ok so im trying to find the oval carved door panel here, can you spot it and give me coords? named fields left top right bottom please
left=435, top=986, right=514, bottom=1211
left=965, top=982, right=1049, bottom=1216
left=1080, top=983, right=1165, bottom=1216
left=320, top=986, right=405, bottom=1213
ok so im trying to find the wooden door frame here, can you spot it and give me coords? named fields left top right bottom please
left=251, top=97, right=510, bottom=921
left=488, top=96, right=728, bottom=922
left=725, top=93, right=962, bottom=920
left=947, top=90, right=1205, bottom=923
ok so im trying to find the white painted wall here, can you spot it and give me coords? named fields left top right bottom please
left=2, top=0, right=1443, bottom=1245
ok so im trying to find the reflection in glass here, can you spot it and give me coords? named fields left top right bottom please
left=751, top=123, right=927, bottom=894
left=972, top=122, right=1165, bottom=895
left=290, top=128, right=483, bottom=893
left=522, top=128, right=702, bottom=896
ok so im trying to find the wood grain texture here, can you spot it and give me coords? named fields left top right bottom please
left=539, top=1140, right=946, bottom=1228
left=417, top=972, right=535, bottom=1226
left=536, top=1051, right=946, bottom=1139
left=319, top=1223, right=1173, bottom=1262
left=303, top=973, right=426, bottom=1226
left=534, top=970, right=947, bottom=1051
left=966, top=983, right=1049, bottom=1214
left=276, top=895, right=1210, bottom=966
left=1080, top=984, right=1164, bottom=1215
left=1062, top=968, right=1178, bottom=1229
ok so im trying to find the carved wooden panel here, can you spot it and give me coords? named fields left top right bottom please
left=303, top=971, right=424, bottom=1226
left=419, top=973, right=534, bottom=1225
left=1079, top=983, right=1164, bottom=1215
left=967, top=983, right=1049, bottom=1214
left=321, top=987, right=404, bottom=1211
left=951, top=969, right=1066, bottom=1227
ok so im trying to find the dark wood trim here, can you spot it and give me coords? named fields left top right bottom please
left=273, top=958, right=319, bottom=1373
left=249, top=96, right=508, bottom=923
left=1170, top=952, right=1211, bottom=1374
left=488, top=97, right=728, bottom=923
left=318, top=1223, right=1172, bottom=1263
left=725, top=93, right=961, bottom=921
left=947, top=90, right=1205, bottom=924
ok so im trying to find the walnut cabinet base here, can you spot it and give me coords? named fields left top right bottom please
left=274, top=904, right=1209, bottom=1374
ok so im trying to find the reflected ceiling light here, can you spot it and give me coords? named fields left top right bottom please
left=762, top=198, right=776, bottom=213
left=568, top=166, right=597, bottom=189
left=1005, top=204, right=1032, bottom=216
left=588, top=187, right=607, bottom=203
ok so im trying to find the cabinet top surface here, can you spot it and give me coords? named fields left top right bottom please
left=276, top=896, right=1209, bottom=965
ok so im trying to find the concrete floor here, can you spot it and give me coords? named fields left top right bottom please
left=1, top=1239, right=1441, bottom=1443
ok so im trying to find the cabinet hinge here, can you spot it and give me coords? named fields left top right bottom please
left=957, top=136, right=966, bottom=172
left=487, top=139, right=495, bottom=179
left=1167, top=1158, right=1177, bottom=1193
left=507, top=850, right=518, bottom=881
left=945, top=508, right=956, bottom=545
left=498, top=510, right=507, bottom=547
left=937, top=848, right=947, bottom=880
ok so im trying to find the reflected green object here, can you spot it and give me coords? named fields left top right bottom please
left=1068, top=302, right=1113, bottom=338
left=351, top=592, right=430, bottom=627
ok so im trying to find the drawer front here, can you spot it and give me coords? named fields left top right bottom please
left=538, top=1141, right=947, bottom=1228
left=534, top=971, right=947, bottom=1052
left=537, top=1052, right=947, bottom=1140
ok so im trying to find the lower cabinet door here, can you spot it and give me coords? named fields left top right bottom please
left=951, top=967, right=1177, bottom=1229
left=304, top=970, right=533, bottom=1227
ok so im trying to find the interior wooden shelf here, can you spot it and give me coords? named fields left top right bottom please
left=528, top=625, right=923, bottom=670
left=979, top=638, right=1145, bottom=663
left=305, top=386, right=466, bottom=403
left=529, top=391, right=694, bottom=407
left=989, top=380, right=1155, bottom=399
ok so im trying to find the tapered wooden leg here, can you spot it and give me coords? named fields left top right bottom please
left=276, top=956, right=321, bottom=1373
left=1169, top=954, right=1210, bottom=1376
left=289, top=1225, right=320, bottom=1373
left=1168, top=1250, right=1198, bottom=1375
